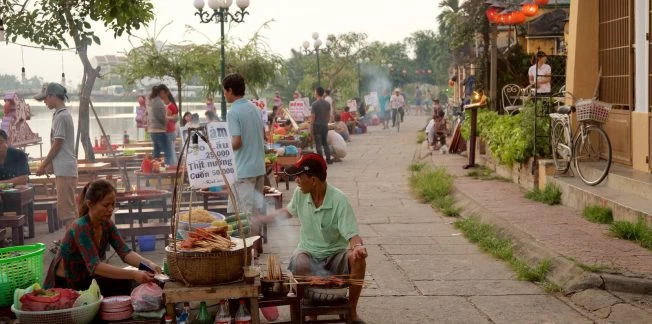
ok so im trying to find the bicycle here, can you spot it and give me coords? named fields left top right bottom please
left=549, top=91, right=612, bottom=186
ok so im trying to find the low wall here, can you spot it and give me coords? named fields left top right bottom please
left=473, top=138, right=540, bottom=190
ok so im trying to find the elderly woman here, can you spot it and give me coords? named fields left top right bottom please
left=45, top=180, right=161, bottom=296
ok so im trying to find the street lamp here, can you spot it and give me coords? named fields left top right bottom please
left=302, top=32, right=332, bottom=87
left=357, top=57, right=370, bottom=99
left=193, top=0, right=251, bottom=121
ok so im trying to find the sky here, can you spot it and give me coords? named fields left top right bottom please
left=0, top=0, right=442, bottom=87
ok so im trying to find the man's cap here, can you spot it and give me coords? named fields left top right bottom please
left=33, top=83, right=68, bottom=101
left=284, top=153, right=327, bottom=177
left=394, top=88, right=401, bottom=92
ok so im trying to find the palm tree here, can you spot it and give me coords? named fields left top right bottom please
left=437, top=0, right=462, bottom=36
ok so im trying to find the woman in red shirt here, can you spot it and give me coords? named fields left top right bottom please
left=340, top=106, right=355, bottom=134
left=162, top=92, right=178, bottom=166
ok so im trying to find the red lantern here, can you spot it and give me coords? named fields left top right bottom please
left=486, top=7, right=500, bottom=22
left=510, top=11, right=526, bottom=24
left=496, top=13, right=509, bottom=25
left=522, top=3, right=538, bottom=17
left=534, top=0, right=548, bottom=5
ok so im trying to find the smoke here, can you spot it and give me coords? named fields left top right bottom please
left=362, top=65, right=392, bottom=95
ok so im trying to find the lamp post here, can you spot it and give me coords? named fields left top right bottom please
left=357, top=57, right=370, bottom=99
left=193, top=0, right=251, bottom=121
left=302, top=32, right=332, bottom=88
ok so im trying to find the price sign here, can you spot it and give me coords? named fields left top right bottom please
left=183, top=122, right=237, bottom=189
left=289, top=99, right=308, bottom=122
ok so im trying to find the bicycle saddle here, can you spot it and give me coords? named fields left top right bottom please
left=556, top=105, right=573, bottom=114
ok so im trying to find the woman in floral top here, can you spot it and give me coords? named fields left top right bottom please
left=45, top=179, right=161, bottom=294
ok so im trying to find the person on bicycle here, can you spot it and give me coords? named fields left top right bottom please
left=389, top=88, right=405, bottom=128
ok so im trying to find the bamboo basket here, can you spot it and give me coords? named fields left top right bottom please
left=166, top=126, right=253, bottom=286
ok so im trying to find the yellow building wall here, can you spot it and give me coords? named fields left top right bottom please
left=566, top=0, right=599, bottom=102
left=631, top=113, right=650, bottom=171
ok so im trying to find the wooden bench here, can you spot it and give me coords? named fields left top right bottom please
left=116, top=222, right=170, bottom=251
left=115, top=208, right=171, bottom=225
left=34, top=200, right=59, bottom=233
left=0, top=227, right=6, bottom=247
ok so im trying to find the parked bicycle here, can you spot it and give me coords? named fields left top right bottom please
left=549, top=91, right=612, bottom=186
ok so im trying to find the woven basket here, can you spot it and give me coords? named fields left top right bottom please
left=165, top=245, right=252, bottom=286
left=576, top=99, right=611, bottom=124
left=167, top=125, right=253, bottom=286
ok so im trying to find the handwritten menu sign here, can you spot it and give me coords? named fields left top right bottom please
left=289, top=99, right=309, bottom=122
left=347, top=100, right=357, bottom=111
left=184, top=122, right=237, bottom=188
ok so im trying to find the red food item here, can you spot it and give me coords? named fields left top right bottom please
left=20, top=288, right=80, bottom=311
left=141, top=159, right=153, bottom=173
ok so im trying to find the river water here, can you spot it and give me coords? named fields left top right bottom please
left=22, top=100, right=216, bottom=159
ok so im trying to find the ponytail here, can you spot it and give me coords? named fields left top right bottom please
left=77, top=179, right=116, bottom=217
left=78, top=182, right=92, bottom=217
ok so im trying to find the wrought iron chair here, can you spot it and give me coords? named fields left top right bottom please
left=501, top=84, right=524, bottom=115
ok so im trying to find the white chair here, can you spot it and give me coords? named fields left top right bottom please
left=501, top=84, right=523, bottom=115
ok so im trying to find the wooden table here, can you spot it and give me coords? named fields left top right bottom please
left=134, top=170, right=180, bottom=190
left=0, top=227, right=6, bottom=247
left=1, top=186, right=35, bottom=238
left=95, top=147, right=153, bottom=156
left=275, top=155, right=301, bottom=190
left=0, top=214, right=25, bottom=245
left=115, top=189, right=171, bottom=250
left=164, top=280, right=261, bottom=324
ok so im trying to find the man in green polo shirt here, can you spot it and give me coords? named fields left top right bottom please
left=252, top=153, right=367, bottom=324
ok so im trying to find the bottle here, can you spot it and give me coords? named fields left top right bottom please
left=234, top=300, right=251, bottom=324
left=94, top=137, right=99, bottom=149
left=214, top=300, right=231, bottom=324
left=195, top=301, right=211, bottom=324
left=165, top=315, right=173, bottom=324
left=163, top=258, right=169, bottom=275
left=123, top=130, right=130, bottom=145
left=178, top=303, right=191, bottom=324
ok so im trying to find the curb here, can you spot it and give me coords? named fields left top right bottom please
left=450, top=179, right=652, bottom=294
left=414, top=144, right=652, bottom=295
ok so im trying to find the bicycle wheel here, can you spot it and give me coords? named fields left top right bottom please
left=573, top=126, right=612, bottom=186
left=550, top=120, right=571, bottom=173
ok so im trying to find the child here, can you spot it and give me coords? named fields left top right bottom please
left=425, top=115, right=436, bottom=149
left=434, top=110, right=447, bottom=150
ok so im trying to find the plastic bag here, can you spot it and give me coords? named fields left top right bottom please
left=20, top=288, right=79, bottom=311
left=131, top=283, right=163, bottom=312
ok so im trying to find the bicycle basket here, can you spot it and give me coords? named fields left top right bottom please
left=575, top=99, right=611, bottom=124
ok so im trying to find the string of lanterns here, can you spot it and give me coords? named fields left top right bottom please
left=485, top=0, right=548, bottom=25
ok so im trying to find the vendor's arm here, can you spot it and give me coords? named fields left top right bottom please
left=337, top=199, right=367, bottom=260
left=73, top=223, right=154, bottom=284
left=108, top=222, right=162, bottom=273
left=0, top=175, right=28, bottom=185
left=251, top=187, right=299, bottom=225
left=36, top=139, right=63, bottom=176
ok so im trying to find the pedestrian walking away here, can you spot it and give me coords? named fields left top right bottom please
left=311, top=86, right=333, bottom=164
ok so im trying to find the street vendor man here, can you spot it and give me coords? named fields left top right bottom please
left=0, top=129, right=29, bottom=185
left=251, top=153, right=367, bottom=324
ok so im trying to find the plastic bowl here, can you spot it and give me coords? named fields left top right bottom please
left=178, top=211, right=225, bottom=230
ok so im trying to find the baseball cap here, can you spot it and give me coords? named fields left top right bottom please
left=284, top=153, right=328, bottom=178
left=33, top=82, right=68, bottom=101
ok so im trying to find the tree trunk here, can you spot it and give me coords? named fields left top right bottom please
left=176, top=78, right=183, bottom=115
left=77, top=47, right=99, bottom=161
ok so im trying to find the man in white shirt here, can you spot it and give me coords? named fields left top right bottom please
left=327, top=130, right=347, bottom=162
left=528, top=51, right=552, bottom=94
left=389, top=88, right=405, bottom=127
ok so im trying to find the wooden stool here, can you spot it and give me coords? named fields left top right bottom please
left=297, top=287, right=350, bottom=324
left=35, top=200, right=58, bottom=233
left=0, top=214, right=25, bottom=246
left=258, top=295, right=301, bottom=324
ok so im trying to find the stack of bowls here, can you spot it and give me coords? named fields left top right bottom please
left=100, top=295, right=133, bottom=321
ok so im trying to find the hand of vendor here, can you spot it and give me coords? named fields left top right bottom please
left=132, top=270, right=156, bottom=284
left=351, top=244, right=368, bottom=260
left=35, top=164, right=50, bottom=176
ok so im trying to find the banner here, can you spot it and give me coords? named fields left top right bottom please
left=183, top=122, right=237, bottom=189
left=346, top=100, right=357, bottom=111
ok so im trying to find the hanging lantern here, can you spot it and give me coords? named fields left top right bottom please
left=510, top=11, right=526, bottom=24
left=0, top=19, right=5, bottom=42
left=486, top=7, right=500, bottom=23
left=61, top=72, right=66, bottom=85
left=522, top=3, right=538, bottom=17
left=534, top=0, right=548, bottom=5
left=21, top=67, right=26, bottom=83
left=496, top=13, right=509, bottom=25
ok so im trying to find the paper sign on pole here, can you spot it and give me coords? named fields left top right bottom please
left=183, top=122, right=237, bottom=189
left=251, top=98, right=268, bottom=128
left=289, top=99, right=308, bottom=122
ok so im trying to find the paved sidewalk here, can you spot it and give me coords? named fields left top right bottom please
left=263, top=116, right=594, bottom=323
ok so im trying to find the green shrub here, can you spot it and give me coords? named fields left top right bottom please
left=583, top=205, right=613, bottom=224
left=410, top=168, right=460, bottom=216
left=466, top=166, right=510, bottom=181
left=610, top=220, right=652, bottom=250
left=525, top=183, right=562, bottom=205
left=455, top=217, right=552, bottom=283
left=416, top=131, right=426, bottom=144
left=408, top=162, right=425, bottom=172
